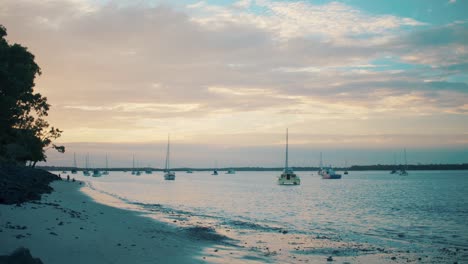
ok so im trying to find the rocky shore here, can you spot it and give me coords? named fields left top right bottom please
left=0, top=164, right=60, bottom=205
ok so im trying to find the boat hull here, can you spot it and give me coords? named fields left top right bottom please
left=164, top=172, right=175, bottom=180
left=322, top=174, right=341, bottom=179
left=278, top=172, right=301, bottom=185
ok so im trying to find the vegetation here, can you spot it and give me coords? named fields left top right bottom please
left=0, top=25, right=64, bottom=167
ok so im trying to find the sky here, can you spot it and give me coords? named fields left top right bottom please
left=1, top=0, right=467, bottom=168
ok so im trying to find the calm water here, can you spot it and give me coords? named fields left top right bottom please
left=71, top=170, right=468, bottom=262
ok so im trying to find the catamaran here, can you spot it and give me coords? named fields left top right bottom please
left=164, top=135, right=176, bottom=180
left=277, top=129, right=300, bottom=185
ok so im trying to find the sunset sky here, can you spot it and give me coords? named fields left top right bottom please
left=1, top=0, right=467, bottom=168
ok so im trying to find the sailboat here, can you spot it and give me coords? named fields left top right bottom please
left=212, top=161, right=218, bottom=175
left=91, top=155, right=102, bottom=177
left=135, top=159, right=142, bottom=176
left=145, top=165, right=152, bottom=174
left=83, top=153, right=90, bottom=176
left=399, top=149, right=408, bottom=176
left=277, top=129, right=300, bottom=185
left=317, top=152, right=325, bottom=176
left=390, top=153, right=397, bottom=174
left=344, top=160, right=349, bottom=175
left=225, top=169, right=236, bottom=174
left=164, top=135, right=176, bottom=180
left=131, top=155, right=136, bottom=175
left=71, top=153, right=78, bottom=174
left=102, top=154, right=109, bottom=175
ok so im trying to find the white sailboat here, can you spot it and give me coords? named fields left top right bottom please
left=277, top=129, right=300, bottom=185
left=164, top=135, right=175, bottom=180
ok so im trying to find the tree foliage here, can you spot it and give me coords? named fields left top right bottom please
left=0, top=25, right=64, bottom=166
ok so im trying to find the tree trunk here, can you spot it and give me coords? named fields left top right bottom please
left=32, top=161, right=37, bottom=168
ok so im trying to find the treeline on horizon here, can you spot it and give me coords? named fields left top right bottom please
left=40, top=163, right=468, bottom=171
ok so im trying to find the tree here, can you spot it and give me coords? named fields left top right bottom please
left=0, top=25, right=64, bottom=166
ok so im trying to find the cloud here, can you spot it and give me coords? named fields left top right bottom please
left=1, top=0, right=467, bottom=150
left=188, top=0, right=425, bottom=42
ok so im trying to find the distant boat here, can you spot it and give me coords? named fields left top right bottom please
left=164, top=135, right=175, bottom=180
left=226, top=169, right=236, bottom=174
left=399, top=149, right=409, bottom=176
left=71, top=153, right=78, bottom=174
left=321, top=167, right=342, bottom=179
left=102, top=154, right=109, bottom=175
left=344, top=160, right=349, bottom=175
left=317, top=152, right=325, bottom=176
left=131, top=155, right=136, bottom=175
left=277, top=129, right=300, bottom=185
left=83, top=153, right=90, bottom=176
left=186, top=169, right=193, bottom=173
left=145, top=166, right=152, bottom=174
left=390, top=153, right=397, bottom=174
left=92, top=169, right=102, bottom=177
left=212, top=161, right=218, bottom=175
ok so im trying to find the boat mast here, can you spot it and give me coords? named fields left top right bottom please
left=73, top=153, right=77, bottom=167
left=404, top=148, right=407, bottom=170
left=285, top=128, right=289, bottom=170
left=165, top=134, right=170, bottom=171
left=106, top=154, right=108, bottom=170
left=319, top=152, right=323, bottom=169
left=132, top=155, right=135, bottom=171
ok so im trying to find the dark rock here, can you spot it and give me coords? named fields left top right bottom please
left=391, top=256, right=397, bottom=260
left=0, top=164, right=58, bottom=205
left=326, top=256, right=333, bottom=261
left=0, top=247, right=44, bottom=264
left=282, top=230, right=288, bottom=234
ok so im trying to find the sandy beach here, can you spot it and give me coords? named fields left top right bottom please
left=0, top=180, right=215, bottom=264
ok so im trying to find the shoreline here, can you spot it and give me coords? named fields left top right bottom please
left=1, top=174, right=466, bottom=263
left=0, top=180, right=216, bottom=264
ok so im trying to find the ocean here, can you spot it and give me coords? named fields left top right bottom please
left=72, top=170, right=468, bottom=263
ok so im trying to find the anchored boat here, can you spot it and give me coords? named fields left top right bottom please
left=277, top=129, right=300, bottom=185
left=164, top=135, right=176, bottom=180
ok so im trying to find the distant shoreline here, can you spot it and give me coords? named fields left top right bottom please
left=39, top=163, right=468, bottom=172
